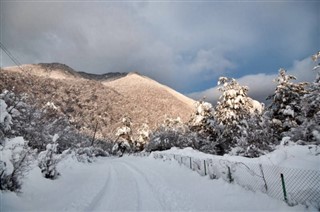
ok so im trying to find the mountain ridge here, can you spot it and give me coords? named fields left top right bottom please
left=3, top=63, right=128, bottom=82
left=1, top=63, right=195, bottom=139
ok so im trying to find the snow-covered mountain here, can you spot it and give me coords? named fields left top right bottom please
left=3, top=63, right=127, bottom=81
left=0, top=63, right=195, bottom=138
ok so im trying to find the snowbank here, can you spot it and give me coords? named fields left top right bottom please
left=156, top=143, right=320, bottom=170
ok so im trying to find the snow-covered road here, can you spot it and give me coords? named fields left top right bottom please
left=2, top=156, right=305, bottom=211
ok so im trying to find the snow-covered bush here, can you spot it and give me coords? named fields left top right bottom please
left=0, top=91, right=36, bottom=191
left=0, top=99, right=12, bottom=132
left=0, top=92, right=13, bottom=143
left=38, top=134, right=69, bottom=179
left=146, top=137, right=173, bottom=152
left=146, top=117, right=194, bottom=152
left=112, top=141, right=131, bottom=157
left=74, top=146, right=109, bottom=163
left=0, top=137, right=35, bottom=191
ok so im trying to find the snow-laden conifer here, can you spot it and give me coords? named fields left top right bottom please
left=267, top=68, right=308, bottom=138
left=135, top=123, right=151, bottom=151
left=213, top=77, right=268, bottom=156
left=113, top=116, right=133, bottom=155
left=289, top=52, right=320, bottom=144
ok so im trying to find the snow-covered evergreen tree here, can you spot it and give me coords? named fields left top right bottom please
left=214, top=77, right=258, bottom=125
left=231, top=112, right=274, bottom=157
left=188, top=100, right=218, bottom=154
left=189, top=100, right=215, bottom=137
left=311, top=51, right=320, bottom=82
left=135, top=123, right=151, bottom=151
left=289, top=52, right=320, bottom=144
left=113, top=116, right=133, bottom=155
left=267, top=68, right=308, bottom=139
left=213, top=77, right=267, bottom=156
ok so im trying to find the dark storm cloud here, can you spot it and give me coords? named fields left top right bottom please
left=1, top=1, right=319, bottom=95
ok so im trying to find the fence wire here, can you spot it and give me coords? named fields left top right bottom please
left=135, top=152, right=320, bottom=209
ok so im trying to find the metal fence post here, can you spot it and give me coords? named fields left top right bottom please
left=280, top=173, right=288, bottom=203
left=204, top=160, right=207, bottom=175
left=259, top=164, right=268, bottom=192
left=227, top=166, right=233, bottom=183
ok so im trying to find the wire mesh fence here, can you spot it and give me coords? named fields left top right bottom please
left=134, top=152, right=320, bottom=209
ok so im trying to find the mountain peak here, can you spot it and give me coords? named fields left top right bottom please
left=37, top=62, right=74, bottom=70
left=1, top=63, right=195, bottom=139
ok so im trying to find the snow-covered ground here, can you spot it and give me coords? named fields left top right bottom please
left=1, top=154, right=312, bottom=211
left=159, top=143, right=320, bottom=170
left=152, top=144, right=320, bottom=210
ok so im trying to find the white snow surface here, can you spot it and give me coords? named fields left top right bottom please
left=160, top=144, right=320, bottom=171
left=1, top=153, right=311, bottom=211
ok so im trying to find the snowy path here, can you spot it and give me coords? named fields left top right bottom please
left=2, top=156, right=305, bottom=211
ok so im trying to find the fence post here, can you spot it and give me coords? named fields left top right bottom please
left=189, top=157, right=192, bottom=169
left=280, top=173, right=288, bottom=203
left=227, top=166, right=233, bottom=183
left=204, top=160, right=207, bottom=175
left=259, top=164, right=268, bottom=192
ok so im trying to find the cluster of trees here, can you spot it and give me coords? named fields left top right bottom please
left=146, top=52, right=320, bottom=157
left=1, top=52, right=319, bottom=192
left=112, top=116, right=151, bottom=156
left=0, top=90, right=112, bottom=192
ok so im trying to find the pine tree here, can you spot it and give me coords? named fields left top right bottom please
left=188, top=100, right=219, bottom=154
left=189, top=100, right=215, bottom=137
left=290, top=52, right=320, bottom=144
left=113, top=116, right=133, bottom=155
left=135, top=123, right=151, bottom=151
left=267, top=69, right=308, bottom=139
left=214, top=77, right=267, bottom=156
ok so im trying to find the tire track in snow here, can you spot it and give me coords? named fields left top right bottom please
left=120, top=161, right=179, bottom=211
left=85, top=164, right=114, bottom=212
left=121, top=158, right=195, bottom=211
left=114, top=162, right=142, bottom=211
left=117, top=160, right=168, bottom=211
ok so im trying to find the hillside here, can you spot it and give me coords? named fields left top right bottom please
left=0, top=63, right=195, bottom=139
left=103, top=72, right=195, bottom=130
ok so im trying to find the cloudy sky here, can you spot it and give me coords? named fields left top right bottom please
left=1, top=1, right=319, bottom=103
